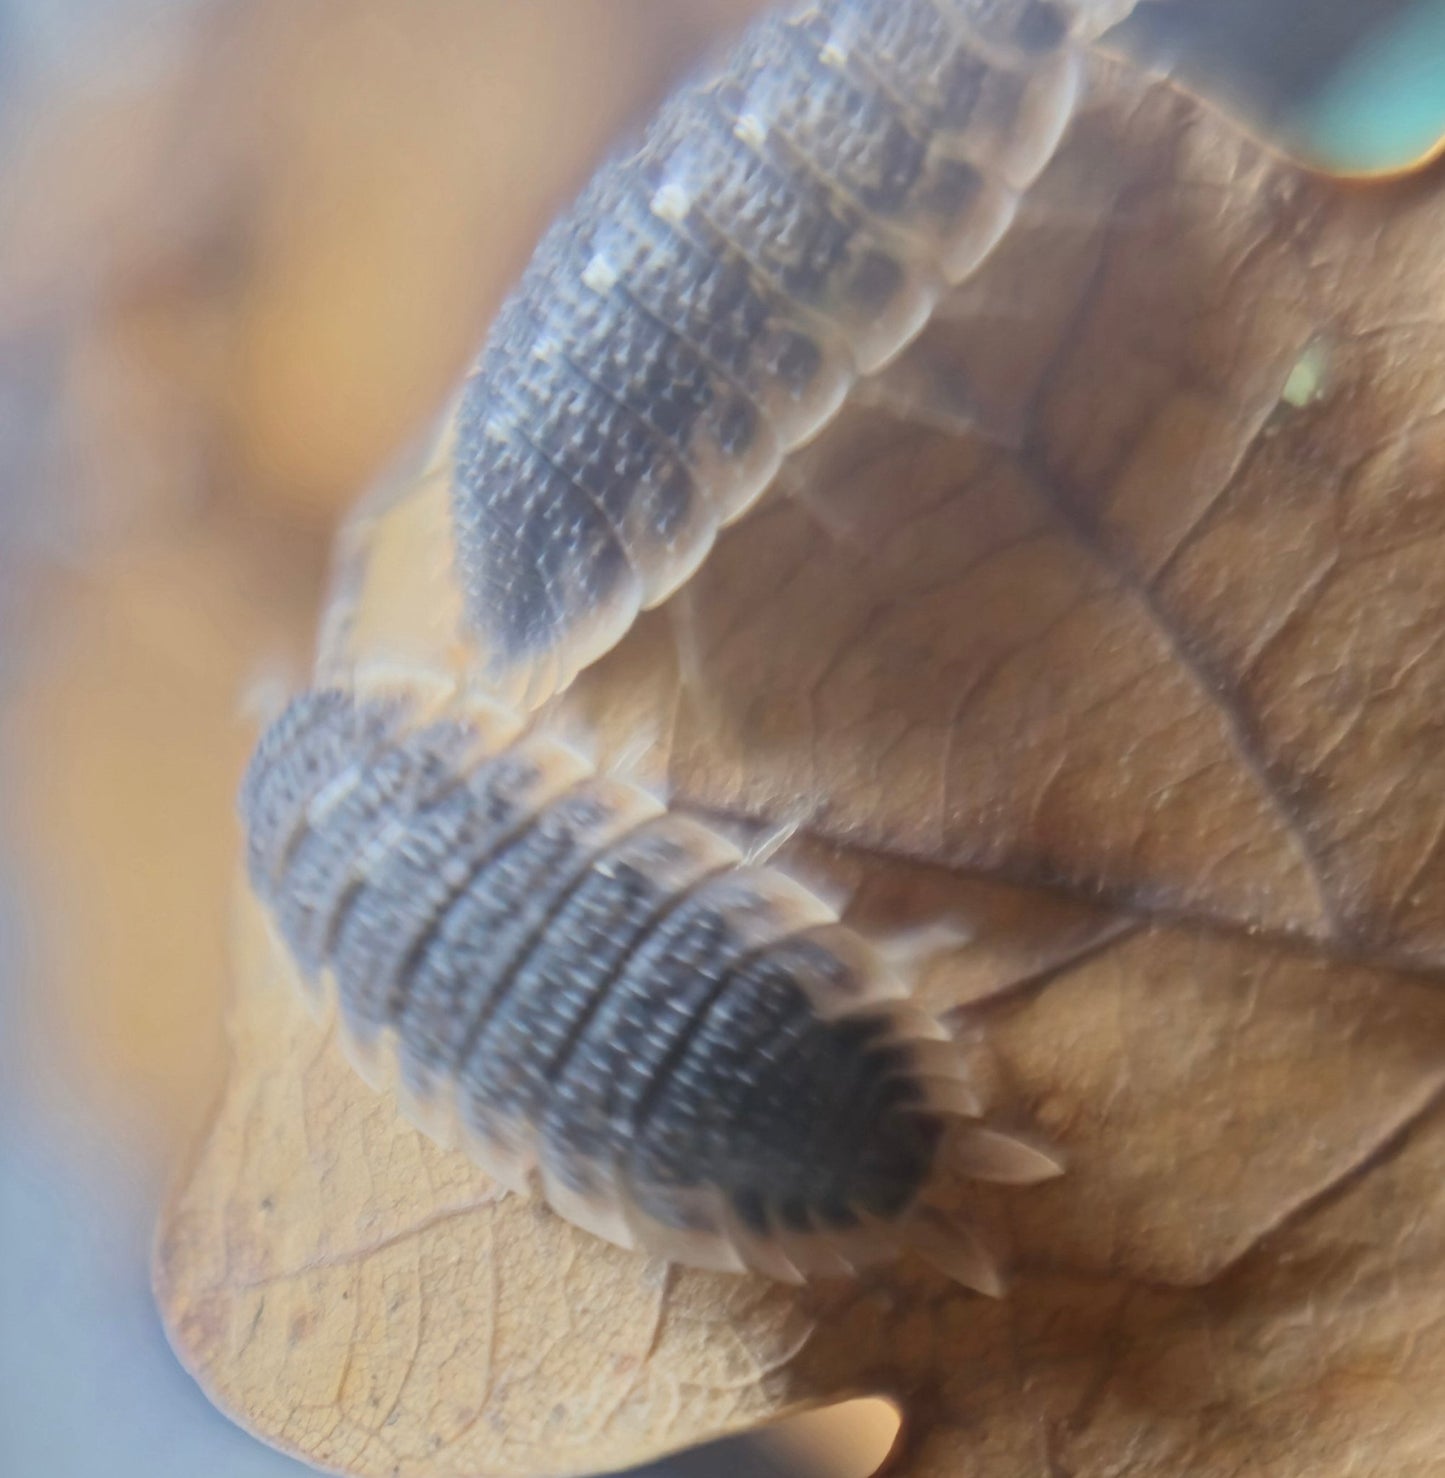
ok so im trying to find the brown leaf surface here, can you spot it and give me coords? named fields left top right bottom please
left=157, top=59, right=1445, bottom=1478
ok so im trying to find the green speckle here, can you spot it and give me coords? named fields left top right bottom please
left=1281, top=340, right=1332, bottom=409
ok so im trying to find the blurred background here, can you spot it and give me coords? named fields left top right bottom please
left=0, top=2, right=1441, bottom=1475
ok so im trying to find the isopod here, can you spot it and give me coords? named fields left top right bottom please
left=242, top=0, right=1127, bottom=1287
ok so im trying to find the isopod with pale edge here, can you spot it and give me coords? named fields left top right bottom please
left=241, top=0, right=1130, bottom=1288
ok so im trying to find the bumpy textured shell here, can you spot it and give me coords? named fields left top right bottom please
left=240, top=688, right=1008, bottom=1279
left=241, top=0, right=1115, bottom=1285
left=453, top=0, right=1124, bottom=708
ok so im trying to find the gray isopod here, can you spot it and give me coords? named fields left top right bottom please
left=241, top=0, right=1126, bottom=1286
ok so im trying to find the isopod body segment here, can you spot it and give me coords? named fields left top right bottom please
left=452, top=0, right=1109, bottom=707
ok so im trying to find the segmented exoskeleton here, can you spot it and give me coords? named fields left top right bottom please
left=242, top=0, right=1129, bottom=1286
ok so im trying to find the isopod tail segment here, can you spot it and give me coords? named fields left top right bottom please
left=560, top=943, right=1061, bottom=1292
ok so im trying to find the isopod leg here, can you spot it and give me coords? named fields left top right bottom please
left=916, top=1076, right=986, bottom=1120
left=719, top=1206, right=807, bottom=1286
left=908, top=1209, right=1007, bottom=1297
left=853, top=354, right=1025, bottom=452
left=770, top=1210, right=898, bottom=1281
left=335, top=1016, right=397, bottom=1095
left=617, top=1183, right=750, bottom=1275
left=537, top=1154, right=639, bottom=1252
left=313, top=418, right=458, bottom=690
left=394, top=1061, right=462, bottom=1152
left=951, top=1124, right=1065, bottom=1184
left=455, top=1110, right=536, bottom=1198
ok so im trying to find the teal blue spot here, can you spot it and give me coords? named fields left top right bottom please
left=1291, top=0, right=1445, bottom=173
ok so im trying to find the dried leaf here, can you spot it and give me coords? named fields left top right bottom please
left=157, top=58, right=1445, bottom=1478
